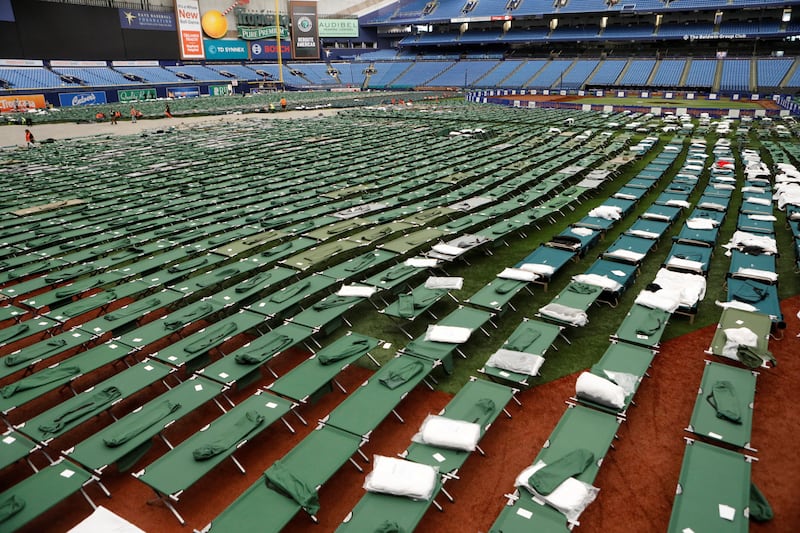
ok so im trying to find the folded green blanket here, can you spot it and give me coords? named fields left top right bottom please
left=380, top=265, right=416, bottom=282
left=749, top=482, right=773, bottom=522
left=268, top=281, right=311, bottom=304
left=635, top=310, right=664, bottom=336
left=234, top=271, right=274, bottom=294
left=265, top=460, right=320, bottom=515
left=736, top=345, right=777, bottom=369
left=55, top=278, right=105, bottom=298
left=0, top=323, right=29, bottom=344
left=234, top=334, right=293, bottom=365
left=167, top=256, right=208, bottom=274
left=182, top=321, right=239, bottom=355
left=108, top=247, right=144, bottom=261
left=1, top=365, right=80, bottom=398
left=706, top=380, right=742, bottom=424
left=194, top=268, right=241, bottom=288
left=465, top=398, right=496, bottom=425
left=505, top=327, right=541, bottom=353
left=345, top=253, right=377, bottom=273
left=379, top=360, right=425, bottom=390
left=568, top=282, right=599, bottom=295
left=376, top=520, right=404, bottom=533
left=4, top=338, right=67, bottom=367
left=312, top=295, right=357, bottom=311
left=104, top=297, right=163, bottom=322
left=164, top=302, right=214, bottom=330
left=39, top=385, right=122, bottom=436
left=529, top=448, right=595, bottom=496
left=44, top=265, right=93, bottom=283
left=193, top=410, right=265, bottom=460
left=260, top=242, right=294, bottom=261
left=733, top=281, right=768, bottom=304
left=317, top=337, right=371, bottom=365
left=62, top=291, right=117, bottom=317
left=494, top=279, right=522, bottom=295
left=0, top=494, right=24, bottom=523
left=103, top=400, right=182, bottom=448
left=396, top=293, right=416, bottom=319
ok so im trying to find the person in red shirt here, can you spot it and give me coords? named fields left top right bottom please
left=24, top=129, right=34, bottom=148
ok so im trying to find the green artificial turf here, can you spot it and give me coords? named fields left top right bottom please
left=348, top=125, right=800, bottom=395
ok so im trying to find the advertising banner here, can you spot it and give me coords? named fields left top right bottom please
left=118, top=88, right=158, bottom=102
left=0, top=0, right=14, bottom=22
left=318, top=18, right=358, bottom=38
left=238, top=25, right=289, bottom=40
left=51, top=60, right=107, bottom=67
left=112, top=60, right=160, bottom=67
left=249, top=40, right=291, bottom=60
left=209, top=85, right=231, bottom=96
left=0, top=95, right=46, bottom=112
left=119, top=9, right=176, bottom=31
left=175, top=0, right=204, bottom=60
left=167, top=86, right=200, bottom=98
left=58, top=91, right=107, bottom=107
left=289, top=1, right=319, bottom=60
left=203, top=38, right=248, bottom=60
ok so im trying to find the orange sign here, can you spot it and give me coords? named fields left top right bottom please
left=0, top=94, right=46, bottom=112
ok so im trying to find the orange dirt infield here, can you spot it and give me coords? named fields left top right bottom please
left=6, top=297, right=800, bottom=533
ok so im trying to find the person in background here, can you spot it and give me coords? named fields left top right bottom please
left=130, top=107, right=138, bottom=123
left=280, top=96, right=287, bottom=110
left=24, top=128, right=34, bottom=148
left=110, top=110, right=117, bottom=125
left=164, top=103, right=173, bottom=118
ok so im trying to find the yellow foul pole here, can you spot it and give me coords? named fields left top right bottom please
left=275, top=0, right=284, bottom=85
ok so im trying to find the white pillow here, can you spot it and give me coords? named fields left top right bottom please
left=745, top=197, right=771, bottom=206
left=413, top=415, right=481, bottom=451
left=627, top=229, right=660, bottom=240
left=575, top=372, right=626, bottom=409
left=698, top=202, right=726, bottom=211
left=363, top=455, right=438, bottom=500
left=514, top=462, right=600, bottom=523
left=486, top=349, right=545, bottom=376
left=642, top=212, right=670, bottom=221
left=666, top=257, right=704, bottom=272
left=572, top=274, right=622, bottom=292
left=336, top=285, right=376, bottom=297
left=431, top=243, right=466, bottom=256
left=714, top=300, right=757, bottom=312
left=736, top=268, right=778, bottom=282
left=425, top=325, right=472, bottom=343
left=604, top=249, right=645, bottom=263
left=570, top=227, right=594, bottom=237
left=722, top=327, right=758, bottom=359
left=665, top=200, right=691, bottom=208
left=538, top=303, right=589, bottom=327
left=519, top=263, right=555, bottom=276
left=635, top=289, right=681, bottom=313
left=686, top=218, right=717, bottom=230
left=424, top=276, right=464, bottom=290
left=498, top=268, right=538, bottom=282
left=404, top=257, right=438, bottom=268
